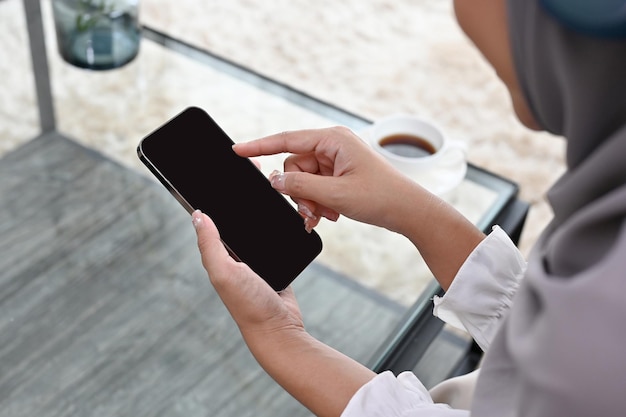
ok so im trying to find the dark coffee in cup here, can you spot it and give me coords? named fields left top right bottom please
left=379, top=133, right=437, bottom=158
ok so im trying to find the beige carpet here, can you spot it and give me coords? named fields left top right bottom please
left=1, top=0, right=566, bottom=305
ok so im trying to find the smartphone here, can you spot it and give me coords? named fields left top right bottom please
left=137, top=107, right=323, bottom=291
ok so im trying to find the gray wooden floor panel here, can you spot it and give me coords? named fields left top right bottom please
left=0, top=133, right=404, bottom=417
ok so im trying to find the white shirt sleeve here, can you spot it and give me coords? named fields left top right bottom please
left=341, top=226, right=526, bottom=417
left=433, top=225, right=526, bottom=351
left=341, top=371, right=469, bottom=417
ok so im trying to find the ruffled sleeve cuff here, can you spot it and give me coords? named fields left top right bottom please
left=432, top=225, right=526, bottom=351
left=341, top=371, right=469, bottom=417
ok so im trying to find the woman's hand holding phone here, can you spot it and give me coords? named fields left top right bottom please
left=192, top=209, right=375, bottom=417
left=192, top=209, right=304, bottom=334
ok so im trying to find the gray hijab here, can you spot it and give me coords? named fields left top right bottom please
left=472, top=0, right=626, bottom=416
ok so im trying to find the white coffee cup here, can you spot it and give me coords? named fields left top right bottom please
left=361, top=114, right=467, bottom=195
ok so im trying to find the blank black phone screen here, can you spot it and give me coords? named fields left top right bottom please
left=138, top=107, right=322, bottom=291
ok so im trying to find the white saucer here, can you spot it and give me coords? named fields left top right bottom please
left=405, top=158, right=467, bottom=195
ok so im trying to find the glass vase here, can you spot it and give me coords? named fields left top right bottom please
left=52, top=0, right=141, bottom=70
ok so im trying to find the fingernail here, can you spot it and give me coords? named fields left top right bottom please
left=269, top=170, right=286, bottom=191
left=298, top=203, right=318, bottom=221
left=192, top=209, right=203, bottom=229
left=304, top=217, right=313, bottom=234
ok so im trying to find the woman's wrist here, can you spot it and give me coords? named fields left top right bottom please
left=241, top=321, right=308, bottom=357
left=378, top=174, right=437, bottom=235
left=382, top=175, right=485, bottom=290
left=242, top=327, right=375, bottom=417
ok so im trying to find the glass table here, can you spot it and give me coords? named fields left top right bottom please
left=0, top=1, right=528, bottom=415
